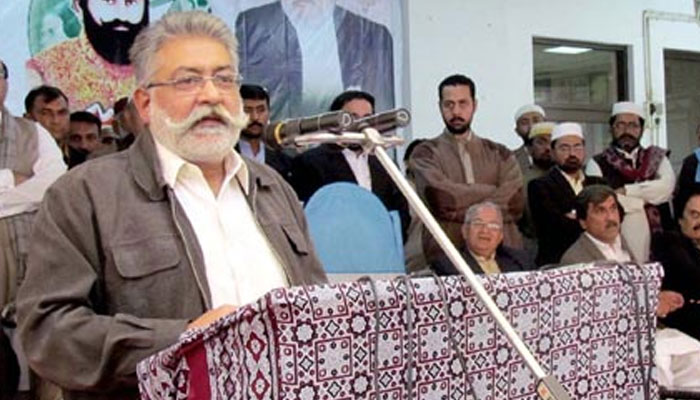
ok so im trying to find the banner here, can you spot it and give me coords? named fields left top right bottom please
left=0, top=0, right=403, bottom=122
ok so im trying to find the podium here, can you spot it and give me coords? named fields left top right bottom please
left=138, top=263, right=662, bottom=400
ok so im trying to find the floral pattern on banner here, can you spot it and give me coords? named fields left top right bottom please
left=138, top=263, right=662, bottom=400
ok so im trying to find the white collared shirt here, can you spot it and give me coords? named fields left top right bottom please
left=341, top=148, right=372, bottom=190
left=155, top=140, right=288, bottom=307
left=0, top=111, right=66, bottom=217
left=238, top=139, right=265, bottom=164
left=585, top=233, right=631, bottom=263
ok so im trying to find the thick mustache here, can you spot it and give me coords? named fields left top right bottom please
left=450, top=117, right=465, bottom=124
left=605, top=220, right=619, bottom=229
left=247, top=121, right=264, bottom=129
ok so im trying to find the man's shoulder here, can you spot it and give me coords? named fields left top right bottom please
left=236, top=2, right=282, bottom=24
left=475, top=135, right=515, bottom=159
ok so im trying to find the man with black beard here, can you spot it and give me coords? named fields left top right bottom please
left=235, top=84, right=292, bottom=182
left=528, top=122, right=606, bottom=266
left=408, top=74, right=524, bottom=263
left=26, top=0, right=149, bottom=112
left=586, top=101, right=674, bottom=262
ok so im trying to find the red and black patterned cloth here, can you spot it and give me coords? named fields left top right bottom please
left=138, top=263, right=662, bottom=400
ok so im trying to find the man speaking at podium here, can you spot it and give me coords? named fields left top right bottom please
left=16, top=11, right=326, bottom=399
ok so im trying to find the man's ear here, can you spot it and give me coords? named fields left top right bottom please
left=578, top=219, right=587, bottom=231
left=132, top=88, right=151, bottom=125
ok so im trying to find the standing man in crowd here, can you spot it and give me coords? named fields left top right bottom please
left=292, top=90, right=409, bottom=237
left=236, top=84, right=293, bottom=181
left=17, top=12, right=326, bottom=399
left=586, top=101, right=674, bottom=262
left=432, top=201, right=533, bottom=276
left=518, top=121, right=555, bottom=256
left=0, top=59, right=67, bottom=400
left=24, top=85, right=70, bottom=144
left=409, top=74, right=523, bottom=263
left=529, top=122, right=605, bottom=266
left=511, top=104, right=546, bottom=175
left=66, top=111, right=102, bottom=168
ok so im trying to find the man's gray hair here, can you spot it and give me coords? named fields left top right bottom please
left=129, top=11, right=238, bottom=85
left=463, top=201, right=503, bottom=225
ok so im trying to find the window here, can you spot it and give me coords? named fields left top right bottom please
left=533, top=38, right=628, bottom=157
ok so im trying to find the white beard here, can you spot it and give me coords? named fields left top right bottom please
left=149, top=102, right=248, bottom=164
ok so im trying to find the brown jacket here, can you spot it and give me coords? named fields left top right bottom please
left=16, top=132, right=327, bottom=399
left=408, top=131, right=524, bottom=263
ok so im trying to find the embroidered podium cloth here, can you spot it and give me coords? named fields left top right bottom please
left=138, top=263, right=662, bottom=400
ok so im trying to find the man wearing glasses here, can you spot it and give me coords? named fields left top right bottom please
left=431, top=201, right=534, bottom=276
left=16, top=12, right=326, bottom=399
left=585, top=102, right=675, bottom=263
left=528, top=122, right=606, bottom=266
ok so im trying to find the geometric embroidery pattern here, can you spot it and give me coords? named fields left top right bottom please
left=138, top=263, right=662, bottom=400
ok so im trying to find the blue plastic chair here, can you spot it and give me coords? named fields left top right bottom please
left=304, top=182, right=405, bottom=280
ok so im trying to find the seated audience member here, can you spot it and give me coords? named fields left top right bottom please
left=291, top=90, right=409, bottom=237
left=560, top=185, right=634, bottom=265
left=236, top=84, right=293, bottom=181
left=16, top=12, right=326, bottom=399
left=408, top=75, right=524, bottom=263
left=511, top=104, right=546, bottom=175
left=66, top=111, right=101, bottom=168
left=23, top=85, right=70, bottom=144
left=586, top=101, right=674, bottom=262
left=432, top=201, right=534, bottom=276
left=529, top=122, right=606, bottom=266
left=561, top=185, right=700, bottom=388
left=652, top=191, right=700, bottom=342
left=518, top=121, right=555, bottom=256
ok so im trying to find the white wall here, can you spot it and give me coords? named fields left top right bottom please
left=403, top=0, right=700, bottom=150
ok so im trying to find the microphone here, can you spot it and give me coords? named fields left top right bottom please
left=264, top=110, right=354, bottom=149
left=346, top=108, right=411, bottom=133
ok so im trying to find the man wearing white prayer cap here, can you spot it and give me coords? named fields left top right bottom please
left=528, top=122, right=607, bottom=266
left=585, top=101, right=675, bottom=262
left=512, top=104, right=545, bottom=175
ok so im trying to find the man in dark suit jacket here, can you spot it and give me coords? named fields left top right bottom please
left=236, top=84, right=293, bottom=182
left=432, top=201, right=534, bottom=275
left=292, top=91, right=409, bottom=237
left=235, top=0, right=394, bottom=119
left=529, top=122, right=606, bottom=266
left=652, top=191, right=700, bottom=341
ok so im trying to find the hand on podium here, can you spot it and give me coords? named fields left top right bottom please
left=187, top=305, right=237, bottom=330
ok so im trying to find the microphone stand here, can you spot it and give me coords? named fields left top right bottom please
left=293, top=127, right=572, bottom=400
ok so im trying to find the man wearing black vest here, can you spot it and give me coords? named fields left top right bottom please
left=586, top=101, right=674, bottom=262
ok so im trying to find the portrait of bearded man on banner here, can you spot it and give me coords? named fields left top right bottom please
left=26, top=0, right=151, bottom=115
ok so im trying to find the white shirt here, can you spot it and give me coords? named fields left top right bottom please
left=341, top=148, right=372, bottom=190
left=238, top=139, right=265, bottom=164
left=0, top=111, right=66, bottom=218
left=585, top=233, right=631, bottom=262
left=155, top=141, right=288, bottom=307
left=294, top=15, right=344, bottom=115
